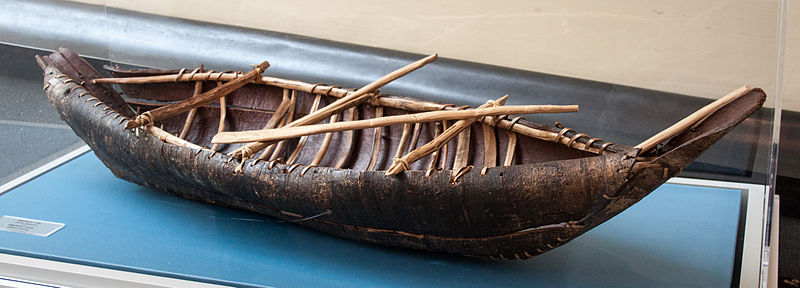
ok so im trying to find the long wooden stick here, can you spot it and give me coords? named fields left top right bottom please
left=287, top=54, right=437, bottom=129
left=146, top=125, right=204, bottom=150
left=212, top=104, right=577, bottom=144
left=126, top=61, right=269, bottom=129
left=635, top=85, right=752, bottom=152
left=385, top=95, right=508, bottom=176
left=230, top=54, right=438, bottom=159
left=366, top=106, right=384, bottom=171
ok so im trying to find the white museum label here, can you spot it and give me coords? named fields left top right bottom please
left=0, top=215, right=64, bottom=237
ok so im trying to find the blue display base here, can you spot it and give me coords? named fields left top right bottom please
left=0, top=152, right=742, bottom=287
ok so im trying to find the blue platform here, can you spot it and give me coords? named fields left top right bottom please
left=0, top=151, right=743, bottom=287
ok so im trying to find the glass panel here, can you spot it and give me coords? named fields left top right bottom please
left=0, top=0, right=111, bottom=185
left=0, top=0, right=786, bottom=286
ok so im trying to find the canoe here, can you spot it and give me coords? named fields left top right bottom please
left=37, top=47, right=765, bottom=260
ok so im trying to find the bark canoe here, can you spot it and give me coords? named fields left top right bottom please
left=38, top=47, right=766, bottom=260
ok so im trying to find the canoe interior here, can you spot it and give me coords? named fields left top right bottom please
left=111, top=68, right=599, bottom=172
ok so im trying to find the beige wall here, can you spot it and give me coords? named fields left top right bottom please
left=73, top=0, right=798, bottom=111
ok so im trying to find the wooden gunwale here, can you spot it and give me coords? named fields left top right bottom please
left=99, top=69, right=617, bottom=156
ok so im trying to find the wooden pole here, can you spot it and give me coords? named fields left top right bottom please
left=286, top=54, right=437, bottom=128
left=125, top=61, right=269, bottom=129
left=635, top=85, right=752, bottom=152
left=212, top=104, right=577, bottom=144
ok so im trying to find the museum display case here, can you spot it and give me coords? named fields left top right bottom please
left=0, top=0, right=788, bottom=287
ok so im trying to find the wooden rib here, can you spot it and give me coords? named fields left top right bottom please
left=308, top=114, right=339, bottom=166
left=452, top=127, right=471, bottom=174
left=439, top=120, right=450, bottom=170
left=503, top=131, right=517, bottom=166
left=334, top=107, right=359, bottom=168
left=385, top=96, right=507, bottom=176
left=366, top=106, right=384, bottom=171
left=219, top=95, right=229, bottom=134
left=126, top=61, right=268, bottom=129
left=406, top=123, right=423, bottom=154
left=263, top=89, right=293, bottom=129
left=212, top=104, right=578, bottom=144
left=255, top=89, right=293, bottom=161
left=256, top=112, right=286, bottom=161
left=480, top=123, right=497, bottom=175
left=210, top=81, right=227, bottom=151
left=286, top=94, right=324, bottom=164
left=230, top=54, right=437, bottom=159
left=210, top=96, right=227, bottom=151
left=267, top=114, right=292, bottom=161
left=427, top=121, right=442, bottom=171
left=179, top=108, right=198, bottom=139
left=178, top=72, right=204, bottom=139
left=635, top=85, right=752, bottom=152
left=394, top=123, right=413, bottom=161
left=268, top=91, right=297, bottom=161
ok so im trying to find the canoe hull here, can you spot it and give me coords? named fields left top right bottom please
left=39, top=47, right=766, bottom=259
